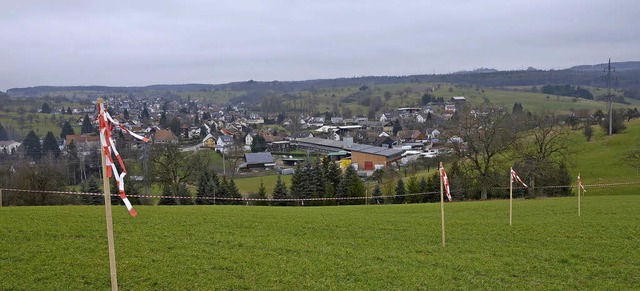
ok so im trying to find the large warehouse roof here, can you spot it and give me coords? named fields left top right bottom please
left=296, top=137, right=403, bottom=158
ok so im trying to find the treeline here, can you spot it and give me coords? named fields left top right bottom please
left=540, top=84, right=594, bottom=99
left=8, top=63, right=640, bottom=100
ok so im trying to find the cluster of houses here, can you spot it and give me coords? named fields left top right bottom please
left=6, top=94, right=468, bottom=176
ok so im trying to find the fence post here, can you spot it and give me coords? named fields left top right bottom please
left=0, top=189, right=3, bottom=207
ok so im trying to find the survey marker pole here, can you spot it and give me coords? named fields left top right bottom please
left=509, top=167, right=513, bottom=226
left=578, top=173, right=581, bottom=217
left=98, top=98, right=119, bottom=291
left=440, top=162, right=446, bottom=248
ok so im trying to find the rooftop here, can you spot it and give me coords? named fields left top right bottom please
left=245, top=152, right=274, bottom=165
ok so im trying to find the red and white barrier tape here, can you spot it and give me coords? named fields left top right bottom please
left=98, top=102, right=149, bottom=216
left=2, top=180, right=637, bottom=204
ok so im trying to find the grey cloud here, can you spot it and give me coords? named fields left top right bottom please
left=1, top=0, right=639, bottom=90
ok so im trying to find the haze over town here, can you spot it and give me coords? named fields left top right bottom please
left=2, top=0, right=639, bottom=90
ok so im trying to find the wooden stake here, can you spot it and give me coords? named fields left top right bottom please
left=0, top=188, right=3, bottom=207
left=509, top=167, right=513, bottom=226
left=440, top=162, right=446, bottom=248
left=578, top=173, right=581, bottom=217
left=99, top=98, right=119, bottom=291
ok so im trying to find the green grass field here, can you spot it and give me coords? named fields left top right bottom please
left=234, top=174, right=292, bottom=194
left=1, top=195, right=638, bottom=289
left=0, top=111, right=82, bottom=139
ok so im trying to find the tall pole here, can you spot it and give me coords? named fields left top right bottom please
left=509, top=167, right=513, bottom=226
left=605, top=59, right=614, bottom=136
left=440, top=162, right=446, bottom=248
left=98, top=98, right=119, bottom=291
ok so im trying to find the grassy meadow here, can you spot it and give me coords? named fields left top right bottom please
left=1, top=195, right=638, bottom=289
left=284, top=83, right=639, bottom=118
left=0, top=111, right=82, bottom=140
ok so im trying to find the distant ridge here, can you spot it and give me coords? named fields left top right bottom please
left=567, top=61, right=640, bottom=72
left=454, top=68, right=499, bottom=74
left=6, top=61, right=640, bottom=98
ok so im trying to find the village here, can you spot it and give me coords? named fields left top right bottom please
left=17, top=94, right=468, bottom=177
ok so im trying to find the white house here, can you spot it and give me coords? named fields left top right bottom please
left=379, top=114, right=388, bottom=122
left=216, top=135, right=234, bottom=152
left=0, top=140, right=21, bottom=155
left=245, top=133, right=254, bottom=146
left=426, top=128, right=441, bottom=139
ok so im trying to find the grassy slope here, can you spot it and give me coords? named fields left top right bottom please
left=1, top=195, right=638, bottom=289
left=286, top=83, right=639, bottom=117
left=0, top=112, right=82, bottom=139
left=568, top=119, right=640, bottom=196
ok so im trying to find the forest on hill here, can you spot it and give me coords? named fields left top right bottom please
left=6, top=61, right=640, bottom=101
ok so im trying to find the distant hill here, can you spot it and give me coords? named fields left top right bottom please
left=567, top=61, right=640, bottom=72
left=454, top=68, right=499, bottom=74
left=6, top=61, right=640, bottom=99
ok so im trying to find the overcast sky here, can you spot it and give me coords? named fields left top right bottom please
left=1, top=0, right=639, bottom=91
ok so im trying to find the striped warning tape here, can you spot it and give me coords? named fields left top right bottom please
left=0, top=188, right=447, bottom=202
left=1, top=181, right=637, bottom=203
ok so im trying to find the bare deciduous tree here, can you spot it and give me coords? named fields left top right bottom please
left=150, top=143, right=209, bottom=204
left=515, top=114, right=573, bottom=197
left=448, top=105, right=518, bottom=200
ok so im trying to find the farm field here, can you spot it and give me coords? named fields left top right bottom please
left=1, top=195, right=638, bottom=289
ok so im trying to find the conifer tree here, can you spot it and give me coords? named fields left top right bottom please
left=289, top=163, right=305, bottom=200
left=256, top=179, right=268, bottom=206
left=348, top=172, right=365, bottom=204
left=65, top=140, right=80, bottom=184
left=41, top=102, right=52, bottom=114
left=337, top=165, right=363, bottom=205
left=420, top=176, right=428, bottom=192
left=60, top=121, right=75, bottom=139
left=141, top=107, right=150, bottom=120
left=228, top=178, right=242, bottom=205
left=217, top=176, right=230, bottom=205
left=394, top=178, right=406, bottom=204
left=179, top=184, right=193, bottom=205
left=406, top=176, right=420, bottom=203
left=23, top=130, right=42, bottom=161
left=81, top=114, right=94, bottom=134
left=0, top=122, right=8, bottom=141
left=310, top=163, right=325, bottom=205
left=42, top=131, right=61, bottom=158
left=272, top=175, right=290, bottom=206
left=81, top=178, right=103, bottom=205
left=159, top=112, right=169, bottom=128
left=196, top=171, right=216, bottom=205
left=336, top=168, right=351, bottom=204
left=324, top=161, right=341, bottom=205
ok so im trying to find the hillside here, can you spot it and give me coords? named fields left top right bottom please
left=6, top=61, right=640, bottom=100
left=568, top=61, right=640, bottom=72
left=569, top=118, right=640, bottom=196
